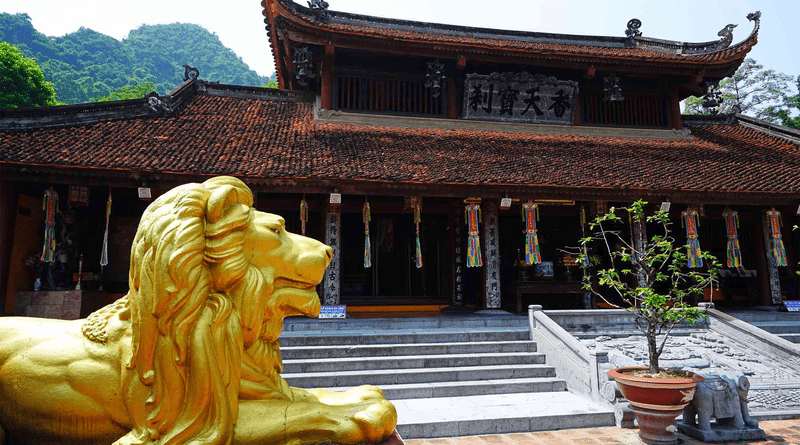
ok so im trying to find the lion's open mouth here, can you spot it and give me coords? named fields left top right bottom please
left=273, top=277, right=322, bottom=317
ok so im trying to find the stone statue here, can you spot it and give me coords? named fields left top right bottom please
left=0, top=177, right=397, bottom=445
left=679, top=373, right=764, bottom=441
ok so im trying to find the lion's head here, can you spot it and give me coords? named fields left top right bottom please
left=84, top=176, right=331, bottom=445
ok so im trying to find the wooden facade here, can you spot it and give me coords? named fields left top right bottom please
left=2, top=3, right=800, bottom=315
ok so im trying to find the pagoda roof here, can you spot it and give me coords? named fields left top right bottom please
left=264, top=0, right=760, bottom=83
left=2, top=80, right=799, bottom=204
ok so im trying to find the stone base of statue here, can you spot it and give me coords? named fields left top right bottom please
left=678, top=423, right=765, bottom=442
left=375, top=430, right=403, bottom=445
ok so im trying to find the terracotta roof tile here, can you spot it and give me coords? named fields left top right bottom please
left=2, top=94, right=799, bottom=195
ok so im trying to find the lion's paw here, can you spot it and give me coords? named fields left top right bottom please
left=353, top=399, right=397, bottom=443
left=341, top=399, right=397, bottom=445
left=306, top=385, right=386, bottom=406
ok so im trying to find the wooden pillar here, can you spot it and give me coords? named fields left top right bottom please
left=447, top=79, right=457, bottom=119
left=450, top=203, right=464, bottom=305
left=447, top=56, right=466, bottom=120
left=323, top=202, right=341, bottom=305
left=0, top=180, right=15, bottom=314
left=321, top=44, right=335, bottom=110
left=670, top=86, right=683, bottom=130
left=757, top=209, right=782, bottom=305
left=483, top=201, right=501, bottom=308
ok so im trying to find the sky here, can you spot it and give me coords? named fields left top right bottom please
left=2, top=0, right=798, bottom=82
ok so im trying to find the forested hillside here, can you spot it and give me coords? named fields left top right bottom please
left=0, top=13, right=271, bottom=104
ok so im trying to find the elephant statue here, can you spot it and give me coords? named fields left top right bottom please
left=681, top=373, right=758, bottom=432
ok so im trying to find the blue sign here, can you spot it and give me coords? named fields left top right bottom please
left=319, top=305, right=347, bottom=319
left=785, top=301, right=800, bottom=312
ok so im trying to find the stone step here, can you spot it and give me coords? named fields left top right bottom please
left=326, top=377, right=568, bottom=400
left=283, top=364, right=556, bottom=387
left=282, top=352, right=546, bottom=373
left=281, top=340, right=537, bottom=359
left=279, top=328, right=530, bottom=346
left=748, top=321, right=800, bottom=334
left=779, top=333, right=800, bottom=343
left=283, top=316, right=529, bottom=332
left=392, top=392, right=615, bottom=438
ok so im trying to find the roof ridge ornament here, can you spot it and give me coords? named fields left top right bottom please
left=307, top=0, right=329, bottom=20
left=625, top=19, right=642, bottom=38
left=625, top=19, right=641, bottom=48
left=183, top=65, right=199, bottom=81
left=717, top=23, right=737, bottom=49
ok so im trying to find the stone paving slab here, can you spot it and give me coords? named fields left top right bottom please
left=402, top=419, right=800, bottom=445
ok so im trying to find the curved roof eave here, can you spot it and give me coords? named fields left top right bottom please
left=265, top=0, right=759, bottom=70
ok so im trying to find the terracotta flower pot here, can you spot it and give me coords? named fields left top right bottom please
left=608, top=366, right=704, bottom=445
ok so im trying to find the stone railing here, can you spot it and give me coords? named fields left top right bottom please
left=702, top=304, right=800, bottom=372
left=528, top=305, right=610, bottom=403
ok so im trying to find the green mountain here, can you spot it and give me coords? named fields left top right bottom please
left=0, top=13, right=272, bottom=104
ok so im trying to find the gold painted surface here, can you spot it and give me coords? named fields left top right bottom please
left=0, top=177, right=397, bottom=445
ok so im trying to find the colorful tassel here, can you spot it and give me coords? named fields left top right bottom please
left=100, top=191, right=112, bottom=267
left=465, top=203, right=483, bottom=267
left=522, top=201, right=542, bottom=265
left=722, top=208, right=742, bottom=268
left=40, top=188, right=58, bottom=263
left=300, top=197, right=308, bottom=236
left=682, top=207, right=703, bottom=268
left=767, top=208, right=788, bottom=267
left=414, top=199, right=423, bottom=269
left=363, top=201, right=371, bottom=268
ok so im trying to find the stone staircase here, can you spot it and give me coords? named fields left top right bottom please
left=280, top=315, right=614, bottom=438
left=723, top=310, right=800, bottom=344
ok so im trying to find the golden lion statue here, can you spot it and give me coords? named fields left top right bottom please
left=0, top=177, right=397, bottom=445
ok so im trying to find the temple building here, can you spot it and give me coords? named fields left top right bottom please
left=2, top=1, right=800, bottom=318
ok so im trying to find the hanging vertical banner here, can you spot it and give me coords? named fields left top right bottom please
left=767, top=208, right=788, bottom=267
left=521, top=200, right=542, bottom=265
left=682, top=207, right=703, bottom=268
left=465, top=203, right=483, bottom=267
left=100, top=191, right=112, bottom=267
left=452, top=207, right=464, bottom=304
left=413, top=197, right=423, bottom=269
left=324, top=208, right=341, bottom=305
left=483, top=202, right=501, bottom=308
left=300, top=197, right=308, bottom=236
left=722, top=208, right=742, bottom=268
left=40, top=188, right=58, bottom=263
left=363, top=200, right=372, bottom=268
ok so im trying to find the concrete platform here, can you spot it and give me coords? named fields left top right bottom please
left=393, top=392, right=615, bottom=438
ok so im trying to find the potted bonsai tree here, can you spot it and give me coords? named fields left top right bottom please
left=580, top=200, right=719, bottom=444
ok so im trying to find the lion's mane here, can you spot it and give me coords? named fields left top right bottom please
left=82, top=176, right=290, bottom=445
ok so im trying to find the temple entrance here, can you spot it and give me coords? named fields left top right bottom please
left=340, top=212, right=448, bottom=303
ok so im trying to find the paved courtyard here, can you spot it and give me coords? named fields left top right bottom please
left=403, top=419, right=800, bottom=445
